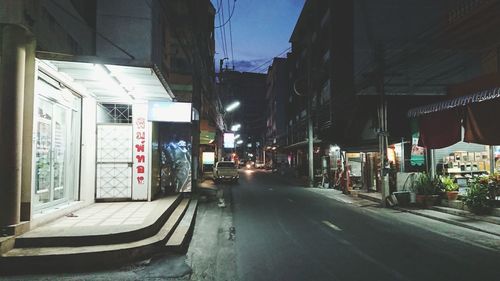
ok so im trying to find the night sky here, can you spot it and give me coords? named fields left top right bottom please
left=211, top=0, right=305, bottom=73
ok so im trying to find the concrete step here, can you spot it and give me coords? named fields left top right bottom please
left=431, top=206, right=500, bottom=226
left=14, top=195, right=183, bottom=248
left=398, top=207, right=500, bottom=237
left=0, top=198, right=191, bottom=274
left=441, top=199, right=500, bottom=217
left=166, top=199, right=198, bottom=252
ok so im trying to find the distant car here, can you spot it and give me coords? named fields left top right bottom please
left=255, top=161, right=265, bottom=169
left=213, top=161, right=239, bottom=183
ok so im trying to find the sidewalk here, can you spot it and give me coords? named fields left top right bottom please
left=308, top=187, right=500, bottom=238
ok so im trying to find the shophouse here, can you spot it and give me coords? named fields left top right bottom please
left=0, top=0, right=219, bottom=235
left=264, top=58, right=290, bottom=168
left=285, top=0, right=483, bottom=193
left=407, top=0, right=500, bottom=194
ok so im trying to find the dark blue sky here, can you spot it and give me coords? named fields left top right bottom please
left=211, top=0, right=305, bottom=73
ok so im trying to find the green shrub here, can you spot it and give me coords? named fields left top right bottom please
left=464, top=179, right=492, bottom=215
left=441, top=176, right=458, bottom=192
left=415, top=173, right=440, bottom=195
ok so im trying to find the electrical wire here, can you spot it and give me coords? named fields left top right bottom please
left=218, top=0, right=228, bottom=59
left=227, top=0, right=235, bottom=68
left=220, top=0, right=229, bottom=60
left=215, top=0, right=237, bottom=29
left=248, top=47, right=291, bottom=73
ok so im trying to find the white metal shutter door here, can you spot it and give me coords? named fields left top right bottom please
left=96, top=124, right=133, bottom=199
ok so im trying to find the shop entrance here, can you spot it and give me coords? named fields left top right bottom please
left=96, top=124, right=133, bottom=199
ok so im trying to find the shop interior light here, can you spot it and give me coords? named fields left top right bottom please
left=225, top=101, right=241, bottom=112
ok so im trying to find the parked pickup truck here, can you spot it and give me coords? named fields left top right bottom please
left=213, top=161, right=239, bottom=183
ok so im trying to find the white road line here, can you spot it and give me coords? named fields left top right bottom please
left=322, top=220, right=342, bottom=231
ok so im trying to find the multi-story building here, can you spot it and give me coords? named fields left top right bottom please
left=0, top=0, right=219, bottom=236
left=218, top=70, right=267, bottom=163
left=264, top=58, right=290, bottom=167
left=284, top=0, right=483, bottom=191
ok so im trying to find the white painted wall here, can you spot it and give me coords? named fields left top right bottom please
left=79, top=96, right=97, bottom=203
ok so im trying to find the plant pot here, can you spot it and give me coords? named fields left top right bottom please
left=425, top=195, right=440, bottom=207
left=416, top=195, right=426, bottom=206
left=409, top=192, right=416, bottom=203
left=446, top=191, right=459, bottom=201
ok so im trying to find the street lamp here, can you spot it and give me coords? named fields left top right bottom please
left=231, top=124, right=241, bottom=132
left=225, top=101, right=240, bottom=112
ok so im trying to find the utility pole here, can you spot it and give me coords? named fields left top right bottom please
left=306, top=3, right=315, bottom=188
left=377, top=46, right=389, bottom=207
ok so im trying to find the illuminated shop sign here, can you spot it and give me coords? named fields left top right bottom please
left=224, top=133, right=235, bottom=148
left=148, top=101, right=192, bottom=123
left=202, top=152, right=215, bottom=165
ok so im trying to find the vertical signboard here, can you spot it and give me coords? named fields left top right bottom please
left=133, top=103, right=150, bottom=200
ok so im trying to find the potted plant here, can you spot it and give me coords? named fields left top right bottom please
left=441, top=176, right=459, bottom=201
left=464, top=177, right=493, bottom=215
left=414, top=173, right=440, bottom=207
left=487, top=173, right=500, bottom=204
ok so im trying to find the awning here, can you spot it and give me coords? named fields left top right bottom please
left=36, top=52, right=174, bottom=103
left=408, top=86, right=500, bottom=146
left=407, top=87, right=500, bottom=118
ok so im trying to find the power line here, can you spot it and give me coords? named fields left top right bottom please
left=218, top=0, right=228, bottom=59
left=227, top=0, right=235, bottom=68
left=247, top=47, right=291, bottom=73
left=215, top=0, right=237, bottom=29
left=214, top=0, right=223, bottom=15
left=221, top=0, right=229, bottom=60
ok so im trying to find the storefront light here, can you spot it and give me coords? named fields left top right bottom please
left=330, top=145, right=340, bottom=153
left=236, top=140, right=243, bottom=145
left=94, top=64, right=128, bottom=96
left=234, top=134, right=241, bottom=139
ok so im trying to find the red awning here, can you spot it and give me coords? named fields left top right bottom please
left=408, top=87, right=500, bottom=147
left=464, top=98, right=500, bottom=145
left=418, top=109, right=462, bottom=149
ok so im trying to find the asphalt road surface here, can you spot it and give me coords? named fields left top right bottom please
left=4, top=169, right=500, bottom=281
left=232, top=169, right=500, bottom=281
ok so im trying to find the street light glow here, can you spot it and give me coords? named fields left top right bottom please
left=225, top=101, right=241, bottom=112
left=236, top=140, right=243, bottom=145
left=234, top=134, right=241, bottom=139
left=231, top=124, right=241, bottom=131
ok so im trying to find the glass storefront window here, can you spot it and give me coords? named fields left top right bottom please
left=33, top=90, right=81, bottom=210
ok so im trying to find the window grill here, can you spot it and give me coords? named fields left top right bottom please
left=98, top=104, right=133, bottom=124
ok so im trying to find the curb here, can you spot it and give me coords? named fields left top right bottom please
left=395, top=207, right=500, bottom=238
left=431, top=206, right=500, bottom=226
left=357, top=193, right=382, bottom=204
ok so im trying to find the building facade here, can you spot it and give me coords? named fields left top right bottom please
left=0, top=0, right=219, bottom=235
